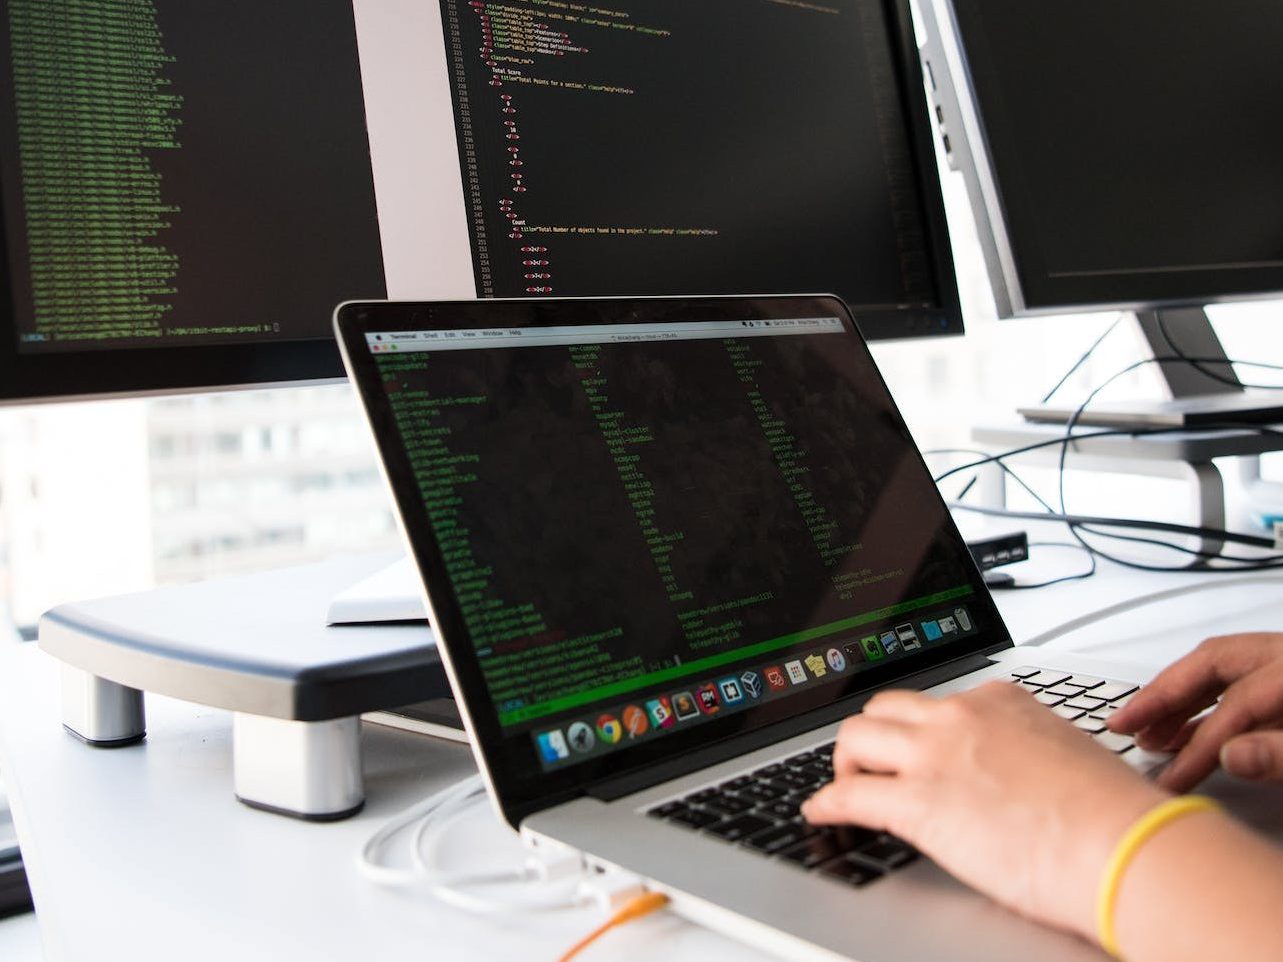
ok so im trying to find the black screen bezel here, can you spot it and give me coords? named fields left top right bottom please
left=0, top=0, right=962, bottom=404
left=948, top=0, right=1283, bottom=312
left=336, top=295, right=1009, bottom=826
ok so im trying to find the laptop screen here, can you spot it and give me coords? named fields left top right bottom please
left=338, top=297, right=1007, bottom=820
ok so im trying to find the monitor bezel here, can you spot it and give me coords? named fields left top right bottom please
left=919, top=0, right=1283, bottom=318
left=0, top=0, right=964, bottom=405
left=335, top=295, right=1010, bottom=827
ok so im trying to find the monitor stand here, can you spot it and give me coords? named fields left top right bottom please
left=1018, top=307, right=1283, bottom=429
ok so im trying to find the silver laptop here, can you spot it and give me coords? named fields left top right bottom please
left=336, top=294, right=1157, bottom=962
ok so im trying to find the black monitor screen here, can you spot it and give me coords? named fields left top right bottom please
left=951, top=0, right=1283, bottom=310
left=0, top=0, right=387, bottom=353
left=0, top=0, right=959, bottom=403
left=436, top=0, right=956, bottom=337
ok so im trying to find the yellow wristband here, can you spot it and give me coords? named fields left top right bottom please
left=1096, top=795, right=1221, bottom=958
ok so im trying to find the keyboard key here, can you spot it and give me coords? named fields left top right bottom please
left=753, top=763, right=786, bottom=779
left=1023, top=671, right=1070, bottom=687
left=738, top=783, right=787, bottom=804
left=687, top=788, right=718, bottom=803
left=669, top=808, right=721, bottom=829
left=1123, top=747, right=1169, bottom=774
left=780, top=826, right=879, bottom=868
left=1111, top=692, right=1136, bottom=709
left=648, top=801, right=684, bottom=818
left=1094, top=731, right=1134, bottom=754
left=772, top=770, right=820, bottom=792
left=701, top=794, right=754, bottom=816
left=706, top=814, right=777, bottom=841
left=815, top=742, right=836, bottom=757
left=1045, top=684, right=1085, bottom=698
left=1009, top=666, right=1041, bottom=678
left=854, top=837, right=919, bottom=869
left=1073, top=716, right=1106, bottom=734
left=1066, top=695, right=1106, bottom=711
left=1064, top=675, right=1104, bottom=690
left=1090, top=706, right=1117, bottom=721
left=1051, top=704, right=1085, bottom=721
left=1095, top=682, right=1139, bottom=702
left=796, top=762, right=832, bottom=782
left=780, top=839, right=838, bottom=869
left=785, top=752, right=819, bottom=769
left=758, top=798, right=802, bottom=820
left=720, top=775, right=754, bottom=791
left=819, top=856, right=883, bottom=886
left=743, top=822, right=814, bottom=855
left=1034, top=691, right=1065, bottom=707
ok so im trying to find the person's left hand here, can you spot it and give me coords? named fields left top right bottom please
left=802, top=681, right=1166, bottom=942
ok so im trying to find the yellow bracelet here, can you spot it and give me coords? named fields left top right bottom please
left=1096, top=795, right=1221, bottom=958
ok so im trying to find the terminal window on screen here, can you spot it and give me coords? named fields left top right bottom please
left=370, top=324, right=976, bottom=730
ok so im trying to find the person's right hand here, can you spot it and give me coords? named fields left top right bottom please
left=803, top=681, right=1166, bottom=942
left=1109, top=632, right=1283, bottom=792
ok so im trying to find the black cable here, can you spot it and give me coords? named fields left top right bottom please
left=1154, top=313, right=1283, bottom=392
left=929, top=445, right=1283, bottom=576
left=1001, top=541, right=1097, bottom=590
left=927, top=354, right=1283, bottom=575
left=926, top=448, right=1101, bottom=588
left=1052, top=356, right=1283, bottom=571
left=930, top=418, right=1282, bottom=487
left=948, top=501, right=1275, bottom=549
left=926, top=447, right=1060, bottom=513
left=1041, top=315, right=1124, bottom=404
left=932, top=447, right=1282, bottom=562
left=1067, top=524, right=1283, bottom=565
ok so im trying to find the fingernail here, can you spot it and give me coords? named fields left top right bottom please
left=1223, top=739, right=1269, bottom=779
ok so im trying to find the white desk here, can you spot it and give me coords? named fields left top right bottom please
left=6, top=560, right=1283, bottom=962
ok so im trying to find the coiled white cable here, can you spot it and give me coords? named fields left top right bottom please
left=356, top=773, right=591, bottom=914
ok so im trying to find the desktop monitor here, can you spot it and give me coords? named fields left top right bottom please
left=916, top=0, right=1283, bottom=422
left=0, top=0, right=962, bottom=405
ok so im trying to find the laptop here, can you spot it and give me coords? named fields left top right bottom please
left=336, top=295, right=1158, bottom=962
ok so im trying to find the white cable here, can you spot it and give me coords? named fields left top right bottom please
left=1022, top=573, right=1283, bottom=647
left=356, top=774, right=487, bottom=889
left=356, top=773, right=592, bottom=914
left=412, top=780, right=590, bottom=914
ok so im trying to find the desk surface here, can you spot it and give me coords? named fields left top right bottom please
left=7, top=559, right=1283, bottom=962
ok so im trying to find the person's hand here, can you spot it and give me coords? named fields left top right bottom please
left=1109, top=632, right=1283, bottom=792
left=802, top=682, right=1166, bottom=941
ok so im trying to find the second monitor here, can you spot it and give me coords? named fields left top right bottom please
left=0, top=0, right=965, bottom=405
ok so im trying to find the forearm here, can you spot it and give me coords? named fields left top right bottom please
left=1113, top=809, right=1283, bottom=962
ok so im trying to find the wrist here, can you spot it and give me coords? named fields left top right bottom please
left=1110, top=805, right=1235, bottom=961
left=1096, top=795, right=1221, bottom=956
left=1061, top=782, right=1170, bottom=942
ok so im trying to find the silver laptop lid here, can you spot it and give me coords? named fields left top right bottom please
left=336, top=295, right=1010, bottom=825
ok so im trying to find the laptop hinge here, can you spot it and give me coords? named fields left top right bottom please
left=587, top=649, right=1000, bottom=803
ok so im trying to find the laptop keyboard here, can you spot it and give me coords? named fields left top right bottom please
left=1007, top=667, right=1141, bottom=755
left=647, top=741, right=917, bottom=886
left=645, top=667, right=1147, bottom=888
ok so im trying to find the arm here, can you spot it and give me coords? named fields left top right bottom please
left=1111, top=803, right=1283, bottom=962
left=802, top=682, right=1283, bottom=962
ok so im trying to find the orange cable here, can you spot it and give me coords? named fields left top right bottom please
left=556, top=891, right=671, bottom=962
